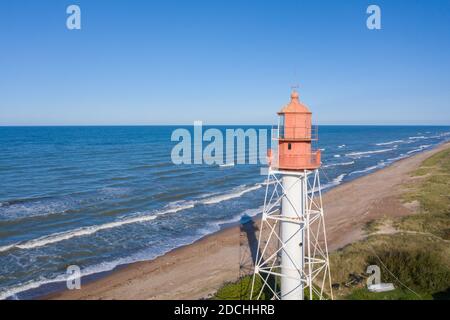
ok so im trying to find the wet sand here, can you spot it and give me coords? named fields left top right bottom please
left=47, top=142, right=450, bottom=300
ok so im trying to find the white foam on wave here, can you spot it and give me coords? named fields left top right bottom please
left=349, top=165, right=378, bottom=175
left=427, top=134, right=442, bottom=139
left=375, top=140, right=404, bottom=146
left=346, top=148, right=395, bottom=157
left=262, top=179, right=276, bottom=186
left=201, top=184, right=262, bottom=205
left=219, top=162, right=235, bottom=168
left=0, top=183, right=265, bottom=254
left=0, top=271, right=71, bottom=300
left=322, top=161, right=355, bottom=168
left=407, top=145, right=431, bottom=154
left=0, top=202, right=194, bottom=254
left=320, top=174, right=346, bottom=191
left=387, top=154, right=408, bottom=162
left=338, top=144, right=346, bottom=149
left=334, top=154, right=341, bottom=158
left=408, top=136, right=427, bottom=140
left=0, top=202, right=268, bottom=300
left=0, top=244, right=15, bottom=253
left=349, top=162, right=387, bottom=176
left=0, top=225, right=212, bottom=300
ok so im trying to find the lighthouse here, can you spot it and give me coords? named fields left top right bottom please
left=251, top=90, right=332, bottom=300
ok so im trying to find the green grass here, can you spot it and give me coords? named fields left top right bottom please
left=399, top=148, right=450, bottom=237
left=345, top=288, right=430, bottom=300
left=329, top=233, right=450, bottom=298
left=214, top=276, right=258, bottom=300
left=213, top=274, right=326, bottom=300
left=363, top=219, right=382, bottom=234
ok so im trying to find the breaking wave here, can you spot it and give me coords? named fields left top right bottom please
left=201, top=184, right=262, bottom=205
left=320, top=174, right=346, bottom=190
left=375, top=140, right=404, bottom=146
left=387, top=154, right=408, bottom=162
left=346, top=148, right=395, bottom=157
left=0, top=227, right=213, bottom=300
left=407, top=145, right=431, bottom=154
left=0, top=202, right=267, bottom=300
left=0, top=183, right=265, bottom=254
left=0, top=204, right=192, bottom=253
left=322, top=161, right=355, bottom=168
left=349, top=163, right=386, bottom=176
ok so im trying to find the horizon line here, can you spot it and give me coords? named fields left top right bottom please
left=1, top=124, right=450, bottom=128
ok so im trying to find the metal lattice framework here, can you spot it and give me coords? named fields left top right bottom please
left=250, top=168, right=333, bottom=300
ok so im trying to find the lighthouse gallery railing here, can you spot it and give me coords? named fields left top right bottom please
left=268, top=150, right=321, bottom=170
left=272, top=125, right=319, bottom=141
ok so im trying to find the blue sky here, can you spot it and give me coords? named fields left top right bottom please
left=0, top=0, right=449, bottom=125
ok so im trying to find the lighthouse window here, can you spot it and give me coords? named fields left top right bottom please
left=288, top=143, right=292, bottom=150
left=279, top=115, right=285, bottom=138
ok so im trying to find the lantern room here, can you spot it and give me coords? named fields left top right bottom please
left=269, top=90, right=321, bottom=170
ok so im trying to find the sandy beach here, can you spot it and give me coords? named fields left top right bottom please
left=46, top=142, right=450, bottom=300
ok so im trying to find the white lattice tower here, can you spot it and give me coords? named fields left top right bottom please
left=250, top=168, right=333, bottom=300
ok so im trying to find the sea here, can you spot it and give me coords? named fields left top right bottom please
left=0, top=125, right=449, bottom=299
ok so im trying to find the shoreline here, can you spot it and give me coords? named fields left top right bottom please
left=39, top=141, right=450, bottom=300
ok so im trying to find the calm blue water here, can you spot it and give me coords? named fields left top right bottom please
left=0, top=125, right=449, bottom=299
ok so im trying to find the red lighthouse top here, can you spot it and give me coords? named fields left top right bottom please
left=268, top=90, right=321, bottom=171
left=278, top=90, right=311, bottom=114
